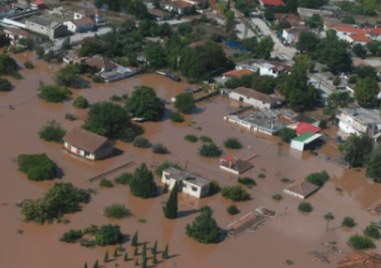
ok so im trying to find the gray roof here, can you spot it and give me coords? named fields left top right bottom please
left=27, top=16, right=51, bottom=27
left=163, top=167, right=209, bottom=187
left=339, top=107, right=381, bottom=125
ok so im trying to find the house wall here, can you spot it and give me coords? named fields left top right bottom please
left=229, top=92, right=272, bottom=110
left=161, top=171, right=209, bottom=198
left=74, top=12, right=84, bottom=20
left=64, top=21, right=76, bottom=32
left=282, top=30, right=295, bottom=44
left=290, top=140, right=305, bottom=151
left=49, top=24, right=67, bottom=39
left=283, top=188, right=305, bottom=199
left=26, top=20, right=48, bottom=36
left=93, top=143, right=114, bottom=160
left=64, top=142, right=112, bottom=160
left=337, top=112, right=367, bottom=134
left=335, top=31, right=352, bottom=43
left=219, top=165, right=240, bottom=175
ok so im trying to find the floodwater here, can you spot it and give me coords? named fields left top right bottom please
left=1, top=52, right=381, bottom=268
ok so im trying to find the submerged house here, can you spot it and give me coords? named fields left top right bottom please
left=63, top=128, right=114, bottom=160
left=219, top=155, right=254, bottom=175
left=228, top=87, right=283, bottom=110
left=283, top=180, right=320, bottom=199
left=161, top=167, right=210, bottom=198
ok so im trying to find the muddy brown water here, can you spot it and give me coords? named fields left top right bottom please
left=1, top=52, right=381, bottom=268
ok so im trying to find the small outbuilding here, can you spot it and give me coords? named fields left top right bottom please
left=337, top=251, right=381, bottom=268
left=63, top=128, right=114, bottom=160
left=283, top=180, right=320, bottom=199
left=161, top=167, right=210, bottom=198
left=290, top=132, right=322, bottom=151
left=219, top=155, right=254, bottom=175
left=228, top=87, right=283, bottom=110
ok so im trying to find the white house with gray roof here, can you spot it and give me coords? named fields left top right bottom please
left=161, top=167, right=210, bottom=198
left=25, top=15, right=67, bottom=39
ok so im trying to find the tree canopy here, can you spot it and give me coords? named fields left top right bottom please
left=39, top=120, right=66, bottom=143
left=366, top=150, right=381, bottom=182
left=243, top=36, right=274, bottom=59
left=163, top=181, right=178, bottom=219
left=354, top=77, right=379, bottom=108
left=174, top=92, right=194, bottom=114
left=17, top=153, right=58, bottom=181
left=129, top=163, right=157, bottom=198
left=125, top=86, right=164, bottom=121
left=55, top=65, right=83, bottom=88
left=84, top=102, right=130, bottom=139
left=144, top=42, right=168, bottom=69
left=39, top=85, right=72, bottom=103
left=186, top=206, right=222, bottom=243
left=0, top=54, right=18, bottom=75
left=339, top=134, right=373, bottom=167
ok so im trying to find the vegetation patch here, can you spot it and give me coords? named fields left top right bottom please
left=185, top=134, right=198, bottom=142
left=38, top=120, right=66, bottom=143
left=348, top=234, right=376, bottom=250
left=152, top=143, right=169, bottom=154
left=17, top=153, right=58, bottom=181
left=221, top=185, right=251, bottom=201
left=170, top=111, right=185, bottom=122
left=200, top=135, right=213, bottom=143
left=364, top=224, right=381, bottom=239
left=39, top=84, right=72, bottom=103
left=238, top=177, right=256, bottom=188
left=305, top=170, right=330, bottom=186
left=114, top=172, right=132, bottom=185
left=133, top=136, right=150, bottom=148
left=73, top=95, right=89, bottom=109
left=99, top=178, right=114, bottom=188
left=199, top=143, right=222, bottom=158
left=129, top=163, right=157, bottom=198
left=226, top=204, right=240, bottom=215
left=298, top=202, right=313, bottom=213
left=224, top=137, right=242, bottom=149
left=342, top=217, right=357, bottom=228
left=155, top=160, right=181, bottom=176
left=279, top=128, right=296, bottom=143
left=0, top=78, right=12, bottom=91
left=104, top=203, right=131, bottom=219
left=174, top=92, right=194, bottom=114
left=272, top=194, right=283, bottom=201
left=186, top=206, right=222, bottom=243
left=258, top=173, right=266, bottom=179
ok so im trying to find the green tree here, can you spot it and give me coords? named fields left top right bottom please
left=152, top=240, right=158, bottom=254
left=305, top=171, right=330, bottom=186
left=124, top=252, right=128, bottom=262
left=60, top=229, right=83, bottom=243
left=95, top=225, right=122, bottom=246
left=324, top=92, right=353, bottom=116
left=126, top=86, right=164, bottom=121
left=348, top=234, right=376, bottom=250
left=104, top=203, right=131, bottom=219
left=296, top=31, right=320, bottom=54
left=93, top=260, right=99, bottom=268
left=324, top=212, right=334, bottom=231
left=0, top=78, right=12, bottom=91
left=356, top=66, right=378, bottom=80
left=104, top=251, right=109, bottom=263
left=73, top=95, right=89, bottom=109
left=162, top=244, right=169, bottom=259
left=221, top=185, right=251, bottom=201
left=199, top=143, right=223, bottom=158
left=39, top=84, right=71, bottom=103
left=279, top=128, right=296, bottom=143
left=174, top=92, right=194, bottom=114
left=129, top=163, right=157, bottom=198
left=84, top=262, right=88, bottom=268
left=186, top=206, right=222, bottom=243
left=364, top=224, right=381, bottom=239
left=366, top=150, right=381, bottom=182
left=0, top=54, right=18, bottom=75
left=339, top=134, right=373, bottom=167
left=39, top=120, right=66, bottom=143
left=84, top=102, right=130, bottom=139
left=306, top=14, right=323, bottom=29
left=17, top=153, right=57, bottom=181
left=342, top=216, right=357, bottom=227
left=298, top=202, right=313, bottom=212
left=144, top=42, right=167, bottom=69
left=256, top=36, right=274, bottom=59
left=55, top=65, right=83, bottom=88
left=298, top=0, right=328, bottom=8
left=131, top=231, right=138, bottom=247
left=354, top=77, right=379, bottom=108
left=224, top=137, right=242, bottom=149
left=163, top=181, right=178, bottom=219
left=353, top=43, right=367, bottom=58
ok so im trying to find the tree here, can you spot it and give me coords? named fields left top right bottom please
left=356, top=66, right=378, bottom=80
left=353, top=44, right=367, bottom=58
left=131, top=231, right=138, bottom=247
left=324, top=212, right=334, bottom=231
left=39, top=84, right=71, bottom=103
left=133, top=136, right=150, bottom=148
left=39, top=120, right=66, bottom=143
left=339, top=134, right=373, bottom=167
left=162, top=244, right=169, bottom=259
left=0, top=78, right=12, bottom=91
left=61, top=37, right=71, bottom=50
left=144, top=42, right=167, bottom=69
left=152, top=143, right=169, bottom=154
left=163, top=181, right=178, bottom=219
left=221, top=185, right=251, bottom=201
left=125, top=86, right=164, bottom=121
left=55, top=65, right=83, bottom=88
left=307, top=14, right=323, bottom=29
left=152, top=240, right=158, bottom=254
left=199, top=143, right=223, bottom=157
left=22, top=183, right=89, bottom=224
left=73, top=95, right=89, bottom=109
left=354, top=77, right=379, bottom=108
left=95, top=225, right=122, bottom=246
left=279, top=128, right=296, bottom=143
left=104, top=203, right=131, bottom=219
left=364, top=224, right=381, bottom=239
left=60, top=229, right=83, bottom=243
left=305, top=171, right=330, bottom=186
left=227, top=204, right=240, bottom=215
left=186, top=206, right=222, bottom=243
left=17, top=153, right=57, bottom=181
left=174, top=93, right=194, bottom=114
left=0, top=54, right=18, bottom=75
left=298, top=0, right=328, bottom=8
left=298, top=202, right=313, bottom=212
left=366, top=150, right=381, bottom=182
left=84, top=102, right=130, bottom=139
left=342, top=216, right=357, bottom=227
left=104, top=251, right=109, bottom=263
left=129, top=163, right=157, bottom=198
left=324, top=92, right=353, bottom=116
left=348, top=234, right=376, bottom=250
left=84, top=262, right=88, bottom=268
left=297, top=32, right=320, bottom=54
left=113, top=248, right=118, bottom=257
left=224, top=137, right=242, bottom=149
left=256, top=36, right=274, bottom=59
left=93, top=260, right=99, bottom=268
left=155, top=160, right=181, bottom=176
left=124, top=252, right=128, bottom=262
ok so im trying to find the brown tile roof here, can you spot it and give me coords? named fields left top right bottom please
left=233, top=87, right=283, bottom=105
left=72, top=17, right=94, bottom=26
left=285, top=180, right=320, bottom=198
left=63, top=128, right=109, bottom=153
left=274, top=13, right=302, bottom=26
left=85, top=55, right=115, bottom=71
left=4, top=27, right=30, bottom=38
left=337, top=251, right=381, bottom=268
left=76, top=8, right=96, bottom=18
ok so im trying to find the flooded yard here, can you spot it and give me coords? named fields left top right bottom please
left=1, top=52, right=381, bottom=268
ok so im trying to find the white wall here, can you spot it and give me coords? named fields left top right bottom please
left=290, top=140, right=305, bottom=151
left=229, top=92, right=271, bottom=110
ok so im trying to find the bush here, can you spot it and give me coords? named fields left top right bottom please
left=200, top=135, right=213, bottom=143
left=60, top=229, right=83, bottom=243
left=170, top=111, right=185, bottom=122
left=174, top=92, right=194, bottom=114
left=73, top=95, right=89, bottom=109
left=221, top=185, right=251, bottom=201
left=305, top=170, right=330, bottom=186
left=272, top=194, right=283, bottom=201
left=281, top=178, right=292, bottom=183
left=155, top=161, right=181, bottom=176
left=38, top=120, right=66, bottom=143
left=65, top=113, right=77, bottom=121
left=348, top=234, right=376, bottom=250
left=364, top=224, right=381, bottom=239
left=109, top=95, right=122, bottom=102
left=298, top=202, right=313, bottom=213
left=152, top=143, right=169, bottom=154
left=24, top=60, right=34, bottom=69
left=186, top=206, right=221, bottom=243
left=92, top=75, right=104, bottom=83
left=133, top=136, right=150, bottom=148
left=209, top=180, right=221, bottom=196
left=114, top=172, right=132, bottom=185
left=0, top=77, right=12, bottom=91
left=94, top=224, right=123, bottom=246
left=342, top=217, right=357, bottom=227
left=199, top=143, right=222, bottom=158
left=17, top=153, right=57, bottom=181
left=99, top=178, right=114, bottom=188
left=39, top=84, right=72, bottom=103
left=238, top=177, right=256, bottom=187
left=224, top=137, right=242, bottom=149
left=129, top=163, right=157, bottom=199
left=227, top=204, right=240, bottom=215
left=185, top=134, right=198, bottom=142
left=258, top=173, right=266, bottom=179
left=279, top=128, right=296, bottom=143
left=104, top=203, right=131, bottom=219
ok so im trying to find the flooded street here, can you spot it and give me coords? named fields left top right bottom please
left=1, top=52, right=381, bottom=268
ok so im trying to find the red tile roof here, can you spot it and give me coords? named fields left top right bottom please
left=63, top=128, right=110, bottom=153
left=334, top=25, right=365, bottom=35
left=72, top=17, right=94, bottom=26
left=296, top=122, right=321, bottom=135
left=223, top=69, right=253, bottom=78
left=260, top=0, right=285, bottom=6
left=350, top=34, right=371, bottom=43
left=367, top=27, right=381, bottom=35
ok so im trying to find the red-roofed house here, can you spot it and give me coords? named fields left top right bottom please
left=366, top=27, right=381, bottom=41
left=349, top=34, right=371, bottom=45
left=333, top=25, right=367, bottom=44
left=31, top=0, right=46, bottom=9
left=259, top=0, right=285, bottom=7
left=295, top=122, right=321, bottom=135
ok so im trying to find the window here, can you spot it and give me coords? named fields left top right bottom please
left=191, top=186, right=197, bottom=192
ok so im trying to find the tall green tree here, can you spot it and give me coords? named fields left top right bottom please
left=131, top=231, right=138, bottom=247
left=354, top=77, right=379, bottom=108
left=144, top=42, right=168, bottom=69
left=366, top=150, right=381, bottom=182
left=339, top=134, right=373, bottom=167
left=55, top=65, right=83, bottom=88
left=163, top=181, right=178, bottom=219
left=256, top=36, right=274, bottom=59
left=186, top=206, right=221, bottom=243
left=129, top=163, right=157, bottom=198
left=125, top=86, right=164, bottom=121
left=174, top=92, right=194, bottom=114
left=84, top=102, right=130, bottom=139
left=296, top=31, right=320, bottom=54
